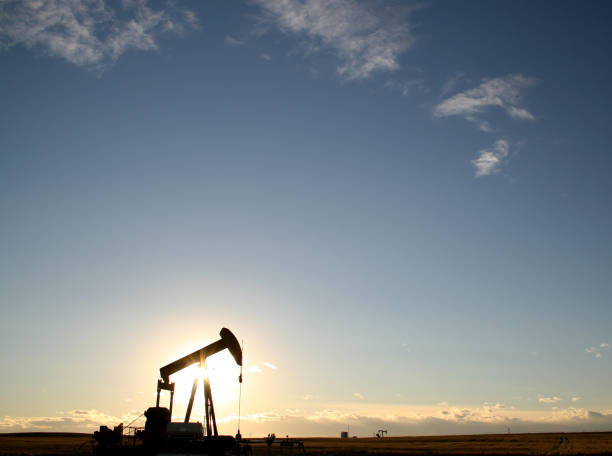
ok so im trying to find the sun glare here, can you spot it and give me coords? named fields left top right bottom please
left=196, top=366, right=208, bottom=381
left=167, top=351, right=242, bottom=421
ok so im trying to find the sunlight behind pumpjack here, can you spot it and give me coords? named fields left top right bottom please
left=196, top=365, right=208, bottom=381
left=168, top=351, right=241, bottom=422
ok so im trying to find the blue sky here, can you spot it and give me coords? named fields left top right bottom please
left=1, top=0, right=611, bottom=436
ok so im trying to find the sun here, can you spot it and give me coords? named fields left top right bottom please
left=166, top=351, right=242, bottom=421
left=206, top=353, right=242, bottom=402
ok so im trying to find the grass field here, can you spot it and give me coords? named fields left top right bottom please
left=0, top=433, right=92, bottom=455
left=1, top=432, right=612, bottom=456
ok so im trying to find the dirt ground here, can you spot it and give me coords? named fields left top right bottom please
left=1, top=432, right=612, bottom=456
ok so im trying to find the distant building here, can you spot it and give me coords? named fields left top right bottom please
left=341, top=431, right=348, bottom=439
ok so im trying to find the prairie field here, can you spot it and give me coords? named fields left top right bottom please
left=275, top=433, right=612, bottom=456
left=2, top=432, right=612, bottom=456
left=0, top=433, right=91, bottom=455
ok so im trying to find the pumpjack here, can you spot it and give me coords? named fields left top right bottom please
left=94, top=327, right=247, bottom=455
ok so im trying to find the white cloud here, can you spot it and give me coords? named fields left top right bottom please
left=252, top=0, right=418, bottom=80
left=248, top=365, right=262, bottom=373
left=471, top=139, right=510, bottom=177
left=225, top=34, right=245, bottom=46
left=506, top=106, right=535, bottom=120
left=0, top=0, right=198, bottom=70
left=469, top=117, right=494, bottom=132
left=600, top=343, right=609, bottom=348
left=5, top=405, right=612, bottom=435
left=263, top=361, right=277, bottom=369
left=586, top=346, right=605, bottom=358
left=539, top=396, right=562, bottom=404
left=353, top=392, right=364, bottom=400
left=434, top=74, right=536, bottom=128
left=0, top=409, right=141, bottom=433
left=204, top=405, right=612, bottom=434
left=261, top=52, right=272, bottom=61
left=571, top=397, right=581, bottom=403
left=434, top=75, right=536, bottom=176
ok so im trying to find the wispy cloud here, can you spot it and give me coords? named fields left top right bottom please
left=472, top=139, right=510, bottom=177
left=586, top=347, right=602, bottom=358
left=0, top=409, right=141, bottom=433
left=434, top=74, right=536, bottom=130
left=440, top=71, right=468, bottom=98
left=252, top=0, right=418, bottom=80
left=571, top=397, right=581, bottom=403
left=586, top=344, right=609, bottom=358
left=219, top=405, right=612, bottom=436
left=385, top=78, right=428, bottom=97
left=248, top=365, right=262, bottom=373
left=481, top=402, right=505, bottom=413
left=353, top=392, right=364, bottom=400
left=0, top=0, right=198, bottom=71
left=263, top=361, right=277, bottom=369
left=539, top=396, right=562, bottom=404
left=5, top=405, right=612, bottom=435
left=225, top=34, right=245, bottom=46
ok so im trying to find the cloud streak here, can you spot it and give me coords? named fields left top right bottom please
left=5, top=405, right=612, bottom=435
left=433, top=74, right=536, bottom=176
left=0, top=0, right=198, bottom=70
left=229, top=406, right=612, bottom=436
left=434, top=74, right=536, bottom=130
left=0, top=409, right=141, bottom=433
left=586, top=344, right=609, bottom=358
left=252, top=0, right=417, bottom=80
left=539, top=396, right=562, bottom=404
left=225, top=34, right=244, bottom=46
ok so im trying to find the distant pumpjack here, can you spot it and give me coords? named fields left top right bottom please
left=376, top=429, right=388, bottom=438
